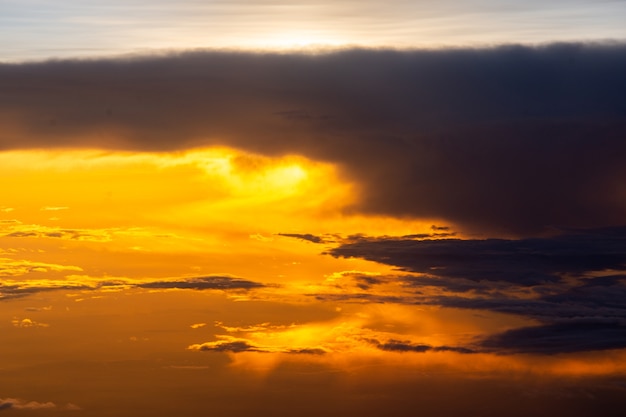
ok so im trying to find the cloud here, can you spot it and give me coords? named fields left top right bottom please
left=137, top=276, right=265, bottom=291
left=0, top=398, right=56, bottom=411
left=4, top=226, right=111, bottom=241
left=40, top=206, right=69, bottom=211
left=1, top=44, right=625, bottom=234
left=315, top=226, right=626, bottom=354
left=329, top=226, right=626, bottom=285
left=188, top=336, right=326, bottom=355
left=480, top=320, right=626, bottom=354
left=12, top=318, right=50, bottom=328
left=367, top=338, right=475, bottom=354
left=0, top=281, right=92, bottom=301
left=277, top=233, right=327, bottom=244
left=429, top=274, right=626, bottom=321
left=0, top=258, right=83, bottom=278
left=1, top=275, right=266, bottom=302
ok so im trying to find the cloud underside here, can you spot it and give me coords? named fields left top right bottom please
left=322, top=226, right=626, bottom=354
left=1, top=44, right=626, bottom=234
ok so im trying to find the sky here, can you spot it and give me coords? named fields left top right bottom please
left=1, top=1, right=626, bottom=416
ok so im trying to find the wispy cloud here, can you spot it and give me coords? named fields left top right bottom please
left=0, top=258, right=83, bottom=278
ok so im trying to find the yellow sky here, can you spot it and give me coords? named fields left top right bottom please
left=0, top=148, right=439, bottom=283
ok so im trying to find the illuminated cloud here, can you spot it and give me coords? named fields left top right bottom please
left=40, top=206, right=69, bottom=211
left=0, top=398, right=56, bottom=411
left=11, top=318, right=50, bottom=328
left=0, top=258, right=83, bottom=278
left=1, top=44, right=625, bottom=234
left=2, top=224, right=116, bottom=242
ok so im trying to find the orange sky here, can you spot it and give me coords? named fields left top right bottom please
left=2, top=146, right=626, bottom=415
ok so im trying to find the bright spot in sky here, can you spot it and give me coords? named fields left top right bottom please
left=260, top=32, right=347, bottom=49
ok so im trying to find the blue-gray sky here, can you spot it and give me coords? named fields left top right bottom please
left=2, top=0, right=626, bottom=61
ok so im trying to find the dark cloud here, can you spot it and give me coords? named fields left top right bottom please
left=480, top=320, right=626, bottom=354
left=1, top=276, right=265, bottom=301
left=136, top=276, right=264, bottom=291
left=5, top=231, right=38, bottom=238
left=329, top=226, right=626, bottom=285
left=285, top=348, right=327, bottom=355
left=4, top=228, right=102, bottom=240
left=277, top=233, right=326, bottom=244
left=2, top=44, right=626, bottom=234
left=318, top=226, right=626, bottom=354
left=367, top=338, right=475, bottom=354
left=195, top=340, right=257, bottom=353
left=312, top=293, right=411, bottom=305
left=189, top=339, right=327, bottom=355
left=352, top=275, right=384, bottom=290
left=0, top=283, right=92, bottom=301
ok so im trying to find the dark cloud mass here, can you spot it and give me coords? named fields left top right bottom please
left=322, top=226, right=626, bottom=354
left=329, top=226, right=626, bottom=285
left=2, top=44, right=626, bottom=234
left=480, top=320, right=626, bottom=354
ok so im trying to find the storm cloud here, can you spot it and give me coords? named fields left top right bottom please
left=2, top=43, right=626, bottom=234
